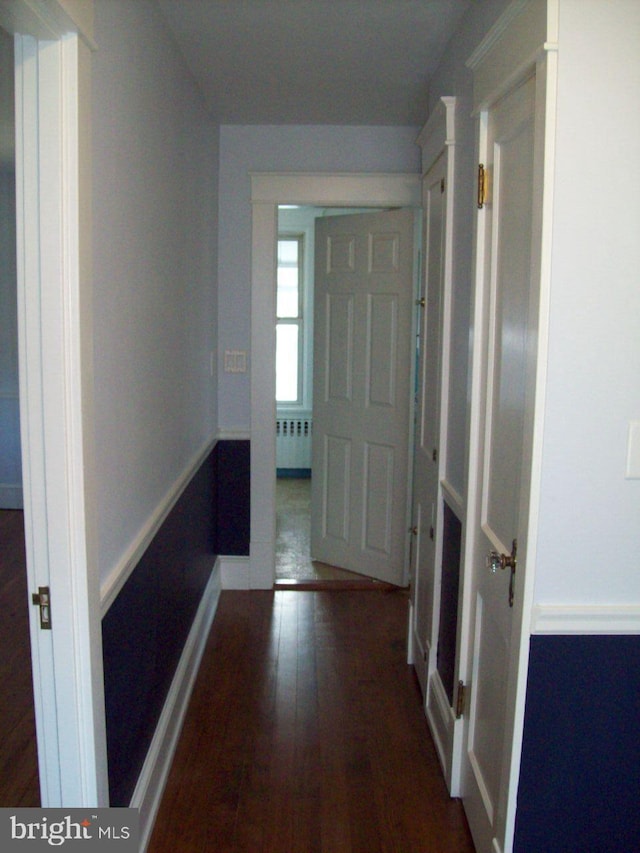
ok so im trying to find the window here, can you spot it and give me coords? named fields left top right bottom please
left=276, top=235, right=303, bottom=403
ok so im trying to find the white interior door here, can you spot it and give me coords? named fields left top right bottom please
left=409, top=153, right=445, bottom=694
left=310, top=208, right=414, bottom=586
left=10, top=18, right=109, bottom=806
left=462, top=74, right=539, bottom=852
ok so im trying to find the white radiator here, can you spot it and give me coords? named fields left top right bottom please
left=276, top=417, right=312, bottom=470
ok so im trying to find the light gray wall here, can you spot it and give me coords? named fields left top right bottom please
left=217, top=125, right=421, bottom=430
left=534, top=0, right=640, bottom=604
left=92, top=0, right=219, bottom=585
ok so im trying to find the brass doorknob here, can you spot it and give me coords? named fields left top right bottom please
left=487, top=549, right=516, bottom=573
left=486, top=540, right=517, bottom=607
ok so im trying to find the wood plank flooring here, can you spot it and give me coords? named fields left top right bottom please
left=0, top=510, right=40, bottom=807
left=149, top=589, right=474, bottom=853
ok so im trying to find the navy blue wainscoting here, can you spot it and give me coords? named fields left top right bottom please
left=102, top=440, right=250, bottom=807
left=436, top=503, right=462, bottom=706
left=215, top=439, right=250, bottom=555
left=514, top=634, right=640, bottom=852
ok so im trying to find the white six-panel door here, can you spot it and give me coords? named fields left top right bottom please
left=311, top=209, right=414, bottom=586
left=459, top=3, right=558, bottom=849
left=462, top=72, right=539, bottom=853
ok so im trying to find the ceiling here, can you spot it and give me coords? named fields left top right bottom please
left=157, top=0, right=471, bottom=126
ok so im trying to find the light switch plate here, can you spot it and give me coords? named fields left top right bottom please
left=625, top=421, right=640, bottom=479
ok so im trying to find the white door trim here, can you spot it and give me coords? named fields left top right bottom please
left=6, top=0, right=107, bottom=806
left=250, top=173, right=421, bottom=589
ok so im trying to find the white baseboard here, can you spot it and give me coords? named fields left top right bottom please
left=132, top=561, right=222, bottom=852
left=248, top=541, right=277, bottom=589
left=531, top=604, right=640, bottom=635
left=425, top=670, right=456, bottom=790
left=220, top=555, right=251, bottom=589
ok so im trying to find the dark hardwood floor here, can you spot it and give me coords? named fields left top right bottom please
left=0, top=510, right=40, bottom=807
left=149, top=589, right=474, bottom=853
left=0, top=509, right=474, bottom=850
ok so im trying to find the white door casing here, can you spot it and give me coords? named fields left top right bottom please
left=409, top=152, right=446, bottom=693
left=461, top=2, right=558, bottom=850
left=250, top=174, right=421, bottom=589
left=463, top=73, right=536, bottom=851
left=409, top=95, right=469, bottom=795
left=310, top=209, right=414, bottom=586
left=5, top=0, right=108, bottom=807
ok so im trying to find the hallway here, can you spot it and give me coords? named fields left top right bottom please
left=148, top=589, right=474, bottom=852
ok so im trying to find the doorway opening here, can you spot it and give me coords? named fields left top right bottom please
left=0, top=23, right=39, bottom=807
left=250, top=173, right=421, bottom=590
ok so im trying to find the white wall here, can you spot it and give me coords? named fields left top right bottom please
left=217, top=125, right=421, bottom=431
left=92, top=0, right=218, bottom=587
left=534, top=0, right=640, bottom=605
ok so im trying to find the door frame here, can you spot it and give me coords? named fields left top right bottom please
left=411, top=95, right=468, bottom=794
left=3, top=0, right=108, bottom=806
left=460, top=1, right=558, bottom=848
left=250, top=173, right=421, bottom=589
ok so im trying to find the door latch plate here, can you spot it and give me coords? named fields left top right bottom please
left=32, top=586, right=52, bottom=630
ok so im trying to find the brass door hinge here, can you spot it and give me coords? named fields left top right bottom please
left=455, top=680, right=466, bottom=719
left=32, top=586, right=52, bottom=630
left=440, top=177, right=445, bottom=193
left=477, top=163, right=486, bottom=209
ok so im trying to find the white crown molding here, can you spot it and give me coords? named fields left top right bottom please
left=466, top=0, right=531, bottom=72
left=465, top=0, right=557, bottom=114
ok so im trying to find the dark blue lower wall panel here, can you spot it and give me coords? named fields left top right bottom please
left=515, top=634, right=640, bottom=852
left=215, top=440, right=250, bottom=555
left=436, top=503, right=461, bottom=706
left=102, top=440, right=250, bottom=806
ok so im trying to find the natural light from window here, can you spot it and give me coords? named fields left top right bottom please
left=276, top=236, right=303, bottom=403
